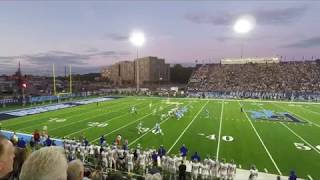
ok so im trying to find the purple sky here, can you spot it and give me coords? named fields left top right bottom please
left=0, top=1, right=319, bottom=75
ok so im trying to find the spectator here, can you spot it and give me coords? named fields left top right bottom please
left=8, top=147, right=29, bottom=180
left=45, top=136, right=52, bottom=146
left=178, top=161, right=186, bottom=180
left=67, top=159, right=84, bottom=180
left=289, top=170, right=297, bottom=180
left=191, top=152, right=200, bottom=162
left=0, top=135, right=15, bottom=179
left=10, top=132, right=18, bottom=146
left=180, top=144, right=188, bottom=160
left=29, top=137, right=35, bottom=150
left=19, top=146, right=68, bottom=180
left=158, top=145, right=166, bottom=158
left=33, top=129, right=40, bottom=144
left=17, top=137, right=26, bottom=148
left=52, top=140, right=56, bottom=146
left=83, top=168, right=91, bottom=180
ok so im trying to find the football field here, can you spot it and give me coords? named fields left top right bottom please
left=1, top=96, right=320, bottom=179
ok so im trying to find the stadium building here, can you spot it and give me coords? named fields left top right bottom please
left=107, top=56, right=170, bottom=87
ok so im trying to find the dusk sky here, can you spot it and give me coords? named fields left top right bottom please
left=0, top=1, right=320, bottom=75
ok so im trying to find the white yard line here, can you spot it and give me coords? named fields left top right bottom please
left=15, top=100, right=133, bottom=131
left=280, top=122, right=320, bottom=154
left=216, top=101, right=224, bottom=161
left=90, top=112, right=154, bottom=143
left=307, top=175, right=314, bottom=180
left=3, top=98, right=128, bottom=127
left=46, top=102, right=144, bottom=132
left=65, top=110, right=137, bottom=137
left=301, top=106, right=320, bottom=116
left=167, top=101, right=209, bottom=153
left=239, top=101, right=282, bottom=175
left=273, top=103, right=320, bottom=128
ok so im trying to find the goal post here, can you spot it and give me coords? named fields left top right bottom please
left=52, top=64, right=73, bottom=101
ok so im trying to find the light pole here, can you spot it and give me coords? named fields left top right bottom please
left=130, top=31, right=145, bottom=92
left=233, top=15, right=255, bottom=59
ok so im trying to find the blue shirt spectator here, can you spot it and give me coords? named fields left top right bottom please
left=191, top=152, right=201, bottom=162
left=45, top=136, right=52, bottom=146
left=180, top=144, right=188, bottom=157
left=158, top=145, right=166, bottom=158
left=289, top=170, right=297, bottom=180
left=17, top=137, right=26, bottom=148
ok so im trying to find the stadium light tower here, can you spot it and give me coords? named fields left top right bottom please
left=129, top=31, right=145, bottom=91
left=233, top=15, right=256, bottom=58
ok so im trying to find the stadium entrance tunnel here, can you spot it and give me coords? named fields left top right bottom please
left=247, top=110, right=306, bottom=123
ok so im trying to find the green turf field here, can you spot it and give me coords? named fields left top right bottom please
left=1, top=97, right=319, bottom=179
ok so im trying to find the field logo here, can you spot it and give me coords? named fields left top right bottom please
left=88, top=122, right=108, bottom=128
left=49, top=117, right=67, bottom=123
left=248, top=110, right=305, bottom=123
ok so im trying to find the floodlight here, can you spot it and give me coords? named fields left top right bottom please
left=129, top=31, right=145, bottom=47
left=234, top=15, right=256, bottom=34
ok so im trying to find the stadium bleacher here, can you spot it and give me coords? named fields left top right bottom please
left=188, top=61, right=320, bottom=100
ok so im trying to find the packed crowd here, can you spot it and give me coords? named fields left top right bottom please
left=188, top=61, right=320, bottom=100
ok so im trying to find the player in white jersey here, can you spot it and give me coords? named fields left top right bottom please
left=209, top=158, right=219, bottom=178
left=191, top=160, right=200, bottom=180
left=201, top=162, right=210, bottom=180
left=219, top=160, right=228, bottom=180
left=227, top=160, right=236, bottom=180
left=152, top=108, right=157, bottom=115
left=137, top=122, right=143, bottom=134
left=127, top=153, right=134, bottom=174
left=249, top=165, right=258, bottom=180
left=101, top=150, right=108, bottom=169
left=131, top=106, right=137, bottom=114
left=160, top=114, right=166, bottom=121
left=174, top=155, right=182, bottom=170
left=117, top=149, right=125, bottom=169
left=205, top=108, right=210, bottom=118
left=161, top=156, right=169, bottom=175
left=107, top=149, right=114, bottom=169
left=79, top=145, right=86, bottom=162
left=152, top=122, right=163, bottom=135
left=139, top=153, right=147, bottom=174
left=168, top=157, right=176, bottom=180
left=112, top=148, right=118, bottom=170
